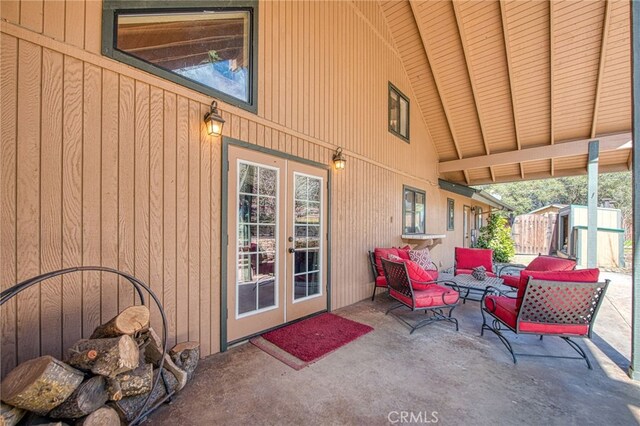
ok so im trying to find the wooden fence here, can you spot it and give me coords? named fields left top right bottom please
left=511, top=213, right=558, bottom=255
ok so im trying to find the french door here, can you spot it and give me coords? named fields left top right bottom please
left=226, top=146, right=328, bottom=343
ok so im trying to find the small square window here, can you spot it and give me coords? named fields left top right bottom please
left=403, top=186, right=425, bottom=234
left=389, top=83, right=409, bottom=142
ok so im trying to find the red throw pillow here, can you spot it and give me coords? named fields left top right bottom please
left=396, top=247, right=411, bottom=260
left=374, top=247, right=400, bottom=276
left=401, top=259, right=437, bottom=290
left=455, top=247, right=494, bottom=272
left=517, top=268, right=600, bottom=308
left=526, top=255, right=576, bottom=272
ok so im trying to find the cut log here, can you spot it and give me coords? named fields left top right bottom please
left=75, top=406, right=119, bottom=426
left=0, top=356, right=84, bottom=415
left=90, top=306, right=150, bottom=339
left=105, top=378, right=122, bottom=402
left=169, top=342, right=200, bottom=382
left=49, top=376, right=108, bottom=419
left=66, top=336, right=139, bottom=377
left=0, top=402, right=25, bottom=426
left=114, top=363, right=153, bottom=397
left=111, top=368, right=175, bottom=423
left=142, top=328, right=187, bottom=391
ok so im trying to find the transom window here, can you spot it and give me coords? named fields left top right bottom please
left=403, top=186, right=425, bottom=235
left=103, top=1, right=258, bottom=112
left=389, top=83, right=410, bottom=141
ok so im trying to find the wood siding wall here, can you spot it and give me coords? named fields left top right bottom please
left=0, top=0, right=485, bottom=375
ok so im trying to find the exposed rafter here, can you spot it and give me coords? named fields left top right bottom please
left=439, top=132, right=631, bottom=173
left=408, top=0, right=464, bottom=162
left=451, top=1, right=496, bottom=186
left=591, top=0, right=611, bottom=139
left=498, top=0, right=525, bottom=181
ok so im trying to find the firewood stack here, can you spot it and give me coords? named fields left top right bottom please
left=0, top=306, right=200, bottom=426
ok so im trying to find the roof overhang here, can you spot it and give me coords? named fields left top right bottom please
left=438, top=179, right=514, bottom=212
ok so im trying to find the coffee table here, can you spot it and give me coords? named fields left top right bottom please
left=440, top=273, right=515, bottom=302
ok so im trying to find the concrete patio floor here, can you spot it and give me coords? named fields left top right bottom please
left=148, top=272, right=639, bottom=425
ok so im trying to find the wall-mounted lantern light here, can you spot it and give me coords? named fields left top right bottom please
left=204, top=100, right=225, bottom=137
left=333, top=147, right=346, bottom=170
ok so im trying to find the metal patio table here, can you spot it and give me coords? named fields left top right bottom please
left=440, top=273, right=515, bottom=303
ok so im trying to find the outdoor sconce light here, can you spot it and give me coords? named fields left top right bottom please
left=333, top=147, right=346, bottom=170
left=204, top=100, right=225, bottom=137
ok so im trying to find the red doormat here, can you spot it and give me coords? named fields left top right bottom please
left=250, top=313, right=373, bottom=370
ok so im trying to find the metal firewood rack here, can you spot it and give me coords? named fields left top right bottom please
left=0, top=266, right=173, bottom=425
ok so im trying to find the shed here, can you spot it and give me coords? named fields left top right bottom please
left=557, top=205, right=625, bottom=268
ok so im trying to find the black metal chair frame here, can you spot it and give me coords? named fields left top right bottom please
left=369, top=250, right=438, bottom=301
left=0, top=267, right=171, bottom=425
left=382, top=259, right=460, bottom=334
left=480, top=277, right=609, bottom=369
left=368, top=250, right=386, bottom=301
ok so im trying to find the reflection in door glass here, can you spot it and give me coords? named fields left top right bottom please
left=293, top=173, right=322, bottom=300
left=237, top=162, right=278, bottom=316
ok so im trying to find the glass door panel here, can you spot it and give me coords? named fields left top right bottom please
left=236, top=162, right=278, bottom=316
left=286, top=165, right=327, bottom=321
left=227, top=147, right=286, bottom=342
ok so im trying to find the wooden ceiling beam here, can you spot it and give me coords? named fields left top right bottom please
left=591, top=0, right=611, bottom=139
left=498, top=1, right=526, bottom=183
left=451, top=1, right=496, bottom=184
left=465, top=163, right=631, bottom=186
left=408, top=0, right=464, bottom=161
left=439, top=132, right=632, bottom=172
left=550, top=0, right=556, bottom=177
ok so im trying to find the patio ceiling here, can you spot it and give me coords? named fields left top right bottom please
left=379, top=0, right=632, bottom=185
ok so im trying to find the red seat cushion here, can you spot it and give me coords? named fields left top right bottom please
left=455, top=268, right=497, bottom=278
left=455, top=247, right=494, bottom=273
left=484, top=295, right=518, bottom=328
left=390, top=285, right=459, bottom=308
left=517, top=268, right=600, bottom=308
left=501, top=274, right=520, bottom=288
left=484, top=295, right=589, bottom=335
left=375, top=275, right=387, bottom=288
left=526, top=255, right=576, bottom=272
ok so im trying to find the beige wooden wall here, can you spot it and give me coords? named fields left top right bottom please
left=0, top=0, right=477, bottom=375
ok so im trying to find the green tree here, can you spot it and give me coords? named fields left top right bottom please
left=476, top=214, right=515, bottom=263
left=476, top=172, right=631, bottom=216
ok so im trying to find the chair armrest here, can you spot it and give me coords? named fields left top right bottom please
left=480, top=285, right=518, bottom=308
left=496, top=263, right=526, bottom=277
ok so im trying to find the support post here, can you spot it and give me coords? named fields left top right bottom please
left=587, top=140, right=599, bottom=268
left=629, top=0, right=640, bottom=380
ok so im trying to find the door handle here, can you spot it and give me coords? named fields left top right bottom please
left=288, top=247, right=296, bottom=254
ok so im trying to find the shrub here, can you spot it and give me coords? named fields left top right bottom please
left=475, top=214, right=515, bottom=263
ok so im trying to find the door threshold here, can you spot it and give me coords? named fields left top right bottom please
left=225, top=310, right=328, bottom=350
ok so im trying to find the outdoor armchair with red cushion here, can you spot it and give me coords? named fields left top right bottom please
left=381, top=258, right=460, bottom=334
left=368, top=247, right=437, bottom=301
left=480, top=268, right=608, bottom=369
left=454, top=247, right=497, bottom=277
left=497, top=254, right=577, bottom=288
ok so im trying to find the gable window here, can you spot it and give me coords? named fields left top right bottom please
left=389, top=83, right=409, bottom=141
left=102, top=1, right=258, bottom=112
left=403, top=186, right=425, bottom=235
